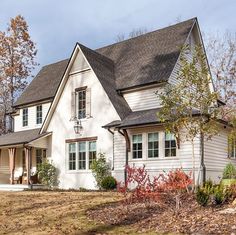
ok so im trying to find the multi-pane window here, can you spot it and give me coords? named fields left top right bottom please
left=132, top=134, right=142, bottom=159
left=36, top=149, right=43, bottom=167
left=89, top=141, right=97, bottom=169
left=22, top=108, right=28, bottom=127
left=68, top=140, right=97, bottom=171
left=165, top=133, right=176, bottom=157
left=36, top=105, right=42, bottom=124
left=148, top=133, right=159, bottom=158
left=78, top=142, right=86, bottom=169
left=228, top=137, right=236, bottom=159
left=68, top=143, right=76, bottom=170
left=77, top=90, right=86, bottom=119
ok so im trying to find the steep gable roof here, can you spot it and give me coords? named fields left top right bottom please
left=97, top=18, right=195, bottom=90
left=13, top=18, right=196, bottom=116
left=14, top=59, right=69, bottom=107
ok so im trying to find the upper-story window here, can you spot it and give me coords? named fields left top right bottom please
left=36, top=105, right=42, bottom=124
left=22, top=108, right=28, bottom=127
left=165, top=133, right=176, bottom=157
left=77, top=89, right=86, bottom=119
left=228, top=137, right=236, bottom=159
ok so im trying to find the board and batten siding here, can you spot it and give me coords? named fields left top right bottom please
left=14, top=102, right=51, bottom=132
left=123, top=86, right=163, bottom=112
left=113, top=126, right=201, bottom=182
left=204, top=127, right=236, bottom=183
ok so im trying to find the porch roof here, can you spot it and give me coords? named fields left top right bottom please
left=0, top=129, right=50, bottom=148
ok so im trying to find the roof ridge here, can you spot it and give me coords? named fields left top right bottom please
left=96, top=17, right=197, bottom=51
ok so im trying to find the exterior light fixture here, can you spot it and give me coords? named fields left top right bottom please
left=74, top=120, right=83, bottom=135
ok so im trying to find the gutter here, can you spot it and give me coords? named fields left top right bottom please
left=200, top=132, right=206, bottom=184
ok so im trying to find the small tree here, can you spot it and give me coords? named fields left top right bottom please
left=158, top=45, right=219, bottom=186
left=91, top=153, right=110, bottom=189
left=37, top=161, right=57, bottom=188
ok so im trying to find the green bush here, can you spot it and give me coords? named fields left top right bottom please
left=37, top=161, right=57, bottom=188
left=196, top=187, right=210, bottom=206
left=101, top=176, right=117, bottom=190
left=213, top=186, right=225, bottom=205
left=223, top=163, right=236, bottom=179
left=91, top=153, right=110, bottom=189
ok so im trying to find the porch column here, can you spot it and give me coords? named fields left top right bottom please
left=8, top=148, right=16, bottom=184
left=24, top=147, right=32, bottom=185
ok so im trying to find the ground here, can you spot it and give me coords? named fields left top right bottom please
left=0, top=191, right=236, bottom=235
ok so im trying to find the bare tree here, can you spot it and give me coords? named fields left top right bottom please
left=0, top=15, right=38, bottom=133
left=204, top=31, right=236, bottom=107
left=115, top=27, right=148, bottom=42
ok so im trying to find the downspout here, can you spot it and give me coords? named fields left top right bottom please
left=200, top=132, right=206, bottom=184
left=118, top=129, right=130, bottom=183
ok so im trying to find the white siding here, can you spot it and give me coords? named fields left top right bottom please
left=47, top=65, right=120, bottom=189
left=14, top=102, right=51, bottom=132
left=113, top=126, right=201, bottom=183
left=123, top=86, right=163, bottom=111
left=204, top=126, right=236, bottom=183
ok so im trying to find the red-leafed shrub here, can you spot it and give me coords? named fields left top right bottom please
left=117, top=165, right=193, bottom=210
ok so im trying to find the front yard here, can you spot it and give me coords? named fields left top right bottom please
left=0, top=190, right=236, bottom=234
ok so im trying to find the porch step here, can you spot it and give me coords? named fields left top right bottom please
left=0, top=184, right=29, bottom=191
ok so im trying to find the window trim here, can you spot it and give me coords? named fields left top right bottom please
left=36, top=105, right=43, bottom=125
left=67, top=139, right=97, bottom=172
left=75, top=86, right=87, bottom=120
left=228, top=137, right=236, bottom=159
left=22, top=108, right=28, bottom=127
left=147, top=132, right=159, bottom=158
left=164, top=132, right=177, bottom=157
left=132, top=134, right=143, bottom=159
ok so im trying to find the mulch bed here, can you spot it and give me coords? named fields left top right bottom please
left=87, top=194, right=236, bottom=234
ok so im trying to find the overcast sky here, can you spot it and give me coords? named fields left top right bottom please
left=0, top=0, right=235, bottom=73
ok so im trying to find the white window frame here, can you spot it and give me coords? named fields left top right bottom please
left=36, top=105, right=43, bottom=124
left=164, top=132, right=177, bottom=157
left=67, top=140, right=97, bottom=171
left=75, top=88, right=86, bottom=120
left=22, top=108, right=28, bottom=127
left=228, top=137, right=236, bottom=159
left=132, top=134, right=143, bottom=159
left=147, top=132, right=159, bottom=158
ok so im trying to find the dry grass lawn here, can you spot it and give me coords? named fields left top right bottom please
left=0, top=191, right=141, bottom=235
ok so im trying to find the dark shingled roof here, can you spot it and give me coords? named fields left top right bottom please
left=13, top=18, right=196, bottom=119
left=97, top=18, right=195, bottom=90
left=14, top=59, right=69, bottom=107
left=0, top=129, right=49, bottom=147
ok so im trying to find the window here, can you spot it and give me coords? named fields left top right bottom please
left=228, top=137, right=236, bottom=159
left=67, top=140, right=97, bottom=171
left=36, top=149, right=43, bottom=166
left=165, top=133, right=176, bottom=157
left=132, top=134, right=142, bottom=159
left=78, top=142, right=86, bottom=169
left=89, top=141, right=97, bottom=169
left=148, top=133, right=159, bottom=158
left=36, top=105, right=42, bottom=124
left=22, top=108, right=28, bottom=127
left=76, top=89, right=86, bottom=119
left=68, top=143, right=76, bottom=170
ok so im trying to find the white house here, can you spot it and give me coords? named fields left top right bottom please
left=0, top=17, right=235, bottom=189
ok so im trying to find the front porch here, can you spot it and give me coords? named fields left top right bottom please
left=0, top=146, right=47, bottom=185
left=0, top=128, right=51, bottom=186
